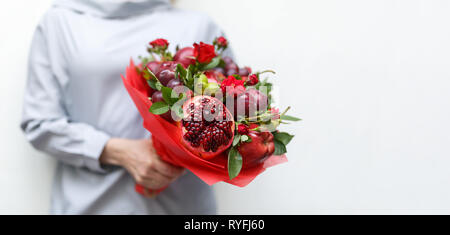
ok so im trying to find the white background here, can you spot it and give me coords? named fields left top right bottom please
left=1, top=0, right=450, bottom=214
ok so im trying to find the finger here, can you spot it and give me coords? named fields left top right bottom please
left=143, top=188, right=157, bottom=198
left=140, top=173, right=172, bottom=189
left=152, top=157, right=185, bottom=178
left=148, top=139, right=185, bottom=178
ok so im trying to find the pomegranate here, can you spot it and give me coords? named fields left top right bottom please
left=174, top=47, right=196, bottom=68
left=238, top=131, right=275, bottom=168
left=180, top=96, right=235, bottom=159
left=235, top=88, right=268, bottom=119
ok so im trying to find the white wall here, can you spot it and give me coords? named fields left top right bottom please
left=2, top=0, right=450, bottom=214
left=0, top=0, right=56, bottom=214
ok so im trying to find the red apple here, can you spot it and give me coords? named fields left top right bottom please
left=174, top=47, right=196, bottom=68
left=238, top=131, right=275, bottom=168
left=234, top=88, right=268, bottom=119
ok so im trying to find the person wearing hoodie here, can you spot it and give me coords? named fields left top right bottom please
left=20, top=0, right=233, bottom=215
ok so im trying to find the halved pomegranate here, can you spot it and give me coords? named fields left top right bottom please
left=180, top=96, right=235, bottom=159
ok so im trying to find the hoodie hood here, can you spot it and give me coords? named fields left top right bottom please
left=53, top=0, right=171, bottom=18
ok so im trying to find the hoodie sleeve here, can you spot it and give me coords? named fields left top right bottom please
left=20, top=23, right=111, bottom=174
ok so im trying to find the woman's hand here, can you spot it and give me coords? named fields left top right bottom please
left=100, top=138, right=185, bottom=189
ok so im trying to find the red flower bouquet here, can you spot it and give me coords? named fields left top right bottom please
left=122, top=37, right=300, bottom=196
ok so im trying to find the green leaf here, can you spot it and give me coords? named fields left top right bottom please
left=147, top=79, right=157, bottom=90
left=273, top=132, right=294, bottom=146
left=176, top=64, right=187, bottom=80
left=232, top=134, right=241, bottom=147
left=146, top=67, right=158, bottom=80
left=227, top=147, right=243, bottom=180
left=281, top=115, right=302, bottom=122
left=155, top=79, right=163, bottom=91
left=142, top=69, right=150, bottom=79
left=232, top=74, right=242, bottom=80
left=273, top=139, right=287, bottom=155
left=161, top=87, right=178, bottom=105
left=217, top=58, right=226, bottom=68
left=149, top=101, right=169, bottom=115
left=184, top=65, right=196, bottom=90
left=146, top=68, right=163, bottom=91
left=140, top=57, right=150, bottom=68
left=202, top=57, right=221, bottom=70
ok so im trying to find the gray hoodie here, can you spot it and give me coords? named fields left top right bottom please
left=21, top=0, right=230, bottom=214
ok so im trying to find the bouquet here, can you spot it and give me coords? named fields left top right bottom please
left=121, top=37, right=300, bottom=196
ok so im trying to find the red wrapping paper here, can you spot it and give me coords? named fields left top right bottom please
left=121, top=60, right=288, bottom=190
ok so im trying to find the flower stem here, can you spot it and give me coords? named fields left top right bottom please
left=257, top=70, right=276, bottom=76
left=281, top=106, right=291, bottom=116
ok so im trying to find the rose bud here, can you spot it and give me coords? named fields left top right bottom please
left=215, top=36, right=228, bottom=48
left=149, top=38, right=169, bottom=49
left=237, top=124, right=250, bottom=135
left=246, top=74, right=259, bottom=86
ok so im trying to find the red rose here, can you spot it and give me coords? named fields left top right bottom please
left=221, top=76, right=246, bottom=97
left=215, top=36, right=228, bottom=48
left=193, top=42, right=217, bottom=64
left=150, top=38, right=169, bottom=49
left=246, top=74, right=259, bottom=86
left=237, top=124, right=249, bottom=135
